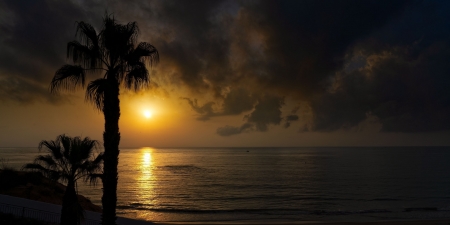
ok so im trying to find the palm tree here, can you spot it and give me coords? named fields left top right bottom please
left=50, top=14, right=159, bottom=224
left=23, top=134, right=103, bottom=225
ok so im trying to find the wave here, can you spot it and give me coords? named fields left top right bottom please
left=368, top=198, right=401, bottom=201
left=404, top=207, right=438, bottom=212
left=118, top=203, right=450, bottom=217
left=161, top=165, right=202, bottom=170
left=311, top=209, right=392, bottom=215
left=116, top=204, right=395, bottom=216
left=117, top=205, right=277, bottom=214
left=159, top=165, right=204, bottom=174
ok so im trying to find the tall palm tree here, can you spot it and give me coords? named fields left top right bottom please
left=50, top=14, right=159, bottom=224
left=23, top=134, right=103, bottom=225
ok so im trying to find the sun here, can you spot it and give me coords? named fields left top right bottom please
left=143, top=110, right=152, bottom=119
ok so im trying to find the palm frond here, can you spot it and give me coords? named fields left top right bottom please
left=68, top=136, right=82, bottom=167
left=128, top=42, right=159, bottom=67
left=38, top=140, right=63, bottom=160
left=113, top=64, right=127, bottom=82
left=86, top=78, right=107, bottom=110
left=75, top=21, right=99, bottom=48
left=75, top=150, right=103, bottom=184
left=51, top=65, right=86, bottom=93
left=59, top=173, right=71, bottom=184
left=34, top=155, right=58, bottom=169
left=67, top=41, right=102, bottom=70
left=124, top=21, right=139, bottom=46
left=101, top=14, right=140, bottom=66
left=80, top=137, right=98, bottom=159
left=80, top=152, right=103, bottom=173
left=23, top=163, right=48, bottom=173
left=77, top=138, right=95, bottom=164
left=26, top=134, right=104, bottom=190
left=84, top=173, right=103, bottom=186
left=92, top=152, right=104, bottom=166
left=59, top=135, right=72, bottom=161
left=100, top=14, right=118, bottom=57
left=124, top=62, right=149, bottom=91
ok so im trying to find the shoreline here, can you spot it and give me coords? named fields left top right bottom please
left=155, top=219, right=450, bottom=225
left=2, top=193, right=450, bottom=225
left=0, top=169, right=102, bottom=212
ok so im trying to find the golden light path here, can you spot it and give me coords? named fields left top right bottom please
left=136, top=147, right=156, bottom=219
left=140, top=147, right=154, bottom=182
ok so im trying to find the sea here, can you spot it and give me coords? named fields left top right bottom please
left=1, top=147, right=450, bottom=223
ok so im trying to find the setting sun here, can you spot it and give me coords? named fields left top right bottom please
left=143, top=110, right=152, bottom=119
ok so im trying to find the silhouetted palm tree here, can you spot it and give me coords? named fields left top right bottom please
left=50, top=13, right=159, bottom=225
left=23, top=134, right=103, bottom=225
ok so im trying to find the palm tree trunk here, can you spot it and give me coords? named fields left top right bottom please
left=61, top=179, right=78, bottom=225
left=101, top=78, right=121, bottom=225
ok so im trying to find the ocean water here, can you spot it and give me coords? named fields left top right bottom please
left=2, top=147, right=450, bottom=223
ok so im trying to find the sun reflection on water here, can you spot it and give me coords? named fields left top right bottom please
left=143, top=152, right=152, bottom=169
left=139, top=147, right=154, bottom=179
left=137, top=147, right=156, bottom=216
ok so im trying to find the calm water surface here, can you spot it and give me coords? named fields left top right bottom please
left=2, top=147, right=450, bottom=223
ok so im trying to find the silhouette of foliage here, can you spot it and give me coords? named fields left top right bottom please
left=23, top=134, right=103, bottom=225
left=51, top=12, right=159, bottom=225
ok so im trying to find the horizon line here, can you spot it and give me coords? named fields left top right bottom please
left=1, top=145, right=450, bottom=149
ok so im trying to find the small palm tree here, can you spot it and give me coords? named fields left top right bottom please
left=23, top=134, right=103, bottom=225
left=51, top=13, right=159, bottom=225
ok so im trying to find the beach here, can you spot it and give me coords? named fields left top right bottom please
left=159, top=221, right=450, bottom=225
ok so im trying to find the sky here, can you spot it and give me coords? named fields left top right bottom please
left=1, top=0, right=450, bottom=147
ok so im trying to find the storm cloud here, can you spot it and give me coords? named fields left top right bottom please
left=2, top=0, right=450, bottom=134
left=0, top=0, right=85, bottom=103
left=183, top=88, right=256, bottom=121
left=215, top=95, right=294, bottom=136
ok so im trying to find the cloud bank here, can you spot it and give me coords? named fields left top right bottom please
left=2, top=0, right=450, bottom=134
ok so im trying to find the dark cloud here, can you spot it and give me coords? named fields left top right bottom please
left=310, top=41, right=450, bottom=132
left=0, top=0, right=85, bottom=103
left=284, top=115, right=299, bottom=128
left=149, top=0, right=423, bottom=134
left=2, top=0, right=450, bottom=134
left=306, top=0, right=450, bottom=132
left=283, top=106, right=300, bottom=128
left=216, top=123, right=253, bottom=136
left=228, top=1, right=407, bottom=95
left=0, top=76, right=63, bottom=104
left=181, top=98, right=215, bottom=121
left=222, top=88, right=256, bottom=115
left=244, top=95, right=284, bottom=132
left=187, top=0, right=450, bottom=134
left=183, top=88, right=256, bottom=120
left=216, top=95, right=292, bottom=136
